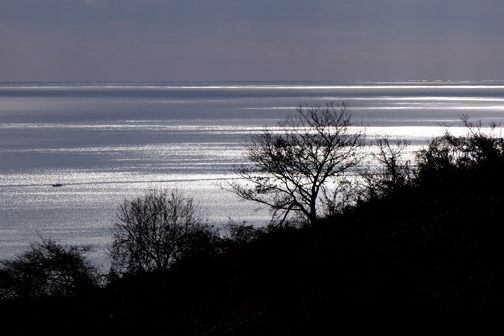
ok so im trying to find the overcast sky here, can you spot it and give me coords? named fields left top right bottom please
left=1, top=0, right=504, bottom=81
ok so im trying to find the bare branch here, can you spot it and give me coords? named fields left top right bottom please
left=228, top=102, right=365, bottom=225
left=109, top=189, right=215, bottom=275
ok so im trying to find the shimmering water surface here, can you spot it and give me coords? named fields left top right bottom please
left=1, top=81, right=504, bottom=263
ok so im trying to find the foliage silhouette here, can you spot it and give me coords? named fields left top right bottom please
left=230, top=102, right=365, bottom=225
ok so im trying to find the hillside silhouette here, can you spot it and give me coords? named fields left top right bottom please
left=1, top=120, right=504, bottom=335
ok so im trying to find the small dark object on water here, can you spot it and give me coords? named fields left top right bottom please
left=52, top=184, right=63, bottom=187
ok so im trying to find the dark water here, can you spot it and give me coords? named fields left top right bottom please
left=1, top=81, right=503, bottom=263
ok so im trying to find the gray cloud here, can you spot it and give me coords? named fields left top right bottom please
left=1, top=0, right=504, bottom=81
left=2, top=0, right=502, bottom=31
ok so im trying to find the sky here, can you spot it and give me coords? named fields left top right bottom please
left=1, top=0, right=504, bottom=82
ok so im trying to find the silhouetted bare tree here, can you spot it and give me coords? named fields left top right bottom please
left=229, top=102, right=365, bottom=225
left=109, top=189, right=215, bottom=276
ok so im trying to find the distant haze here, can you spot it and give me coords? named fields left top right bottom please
left=1, top=0, right=504, bottom=81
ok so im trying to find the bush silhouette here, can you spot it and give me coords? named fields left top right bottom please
left=416, top=115, right=504, bottom=185
left=0, top=237, right=100, bottom=300
left=360, top=137, right=413, bottom=199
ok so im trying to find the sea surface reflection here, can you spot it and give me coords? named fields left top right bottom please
left=1, top=81, right=503, bottom=264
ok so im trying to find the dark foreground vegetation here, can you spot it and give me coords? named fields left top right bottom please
left=2, top=115, right=504, bottom=335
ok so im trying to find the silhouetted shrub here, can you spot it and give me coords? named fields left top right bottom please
left=360, top=137, right=413, bottom=198
left=221, top=220, right=268, bottom=246
left=0, top=238, right=100, bottom=300
left=416, top=115, right=504, bottom=185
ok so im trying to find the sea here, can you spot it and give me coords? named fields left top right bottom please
left=1, top=81, right=504, bottom=266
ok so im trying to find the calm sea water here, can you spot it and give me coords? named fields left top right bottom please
left=1, top=81, right=504, bottom=264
